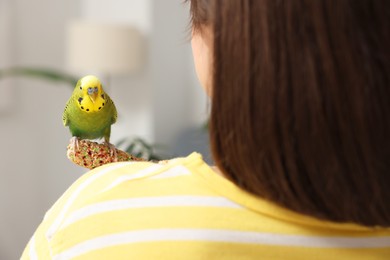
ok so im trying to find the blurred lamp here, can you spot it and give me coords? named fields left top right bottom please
left=66, top=21, right=143, bottom=75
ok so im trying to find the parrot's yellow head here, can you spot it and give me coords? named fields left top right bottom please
left=75, top=75, right=107, bottom=113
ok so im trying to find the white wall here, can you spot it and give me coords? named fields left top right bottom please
left=150, top=0, right=204, bottom=146
left=0, top=0, right=207, bottom=258
left=0, top=0, right=13, bottom=112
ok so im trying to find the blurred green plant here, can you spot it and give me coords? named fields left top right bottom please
left=0, top=66, right=165, bottom=161
left=0, top=67, right=78, bottom=86
left=116, top=137, right=167, bottom=161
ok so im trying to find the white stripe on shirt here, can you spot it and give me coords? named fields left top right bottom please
left=46, top=162, right=136, bottom=240
left=53, top=229, right=390, bottom=259
left=28, top=235, right=38, bottom=260
left=149, top=165, right=191, bottom=179
left=59, top=196, right=242, bottom=230
left=100, top=164, right=163, bottom=193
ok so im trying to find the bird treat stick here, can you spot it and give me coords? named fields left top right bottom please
left=67, top=139, right=144, bottom=169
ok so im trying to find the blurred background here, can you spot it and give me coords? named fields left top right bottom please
left=0, top=0, right=209, bottom=258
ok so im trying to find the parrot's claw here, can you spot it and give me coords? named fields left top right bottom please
left=67, top=137, right=80, bottom=158
left=106, top=142, right=117, bottom=162
left=71, top=137, right=79, bottom=151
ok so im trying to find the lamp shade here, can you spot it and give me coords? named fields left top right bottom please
left=66, top=21, right=143, bottom=74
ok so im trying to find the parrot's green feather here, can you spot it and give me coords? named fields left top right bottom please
left=63, top=76, right=117, bottom=143
left=62, top=102, right=70, bottom=126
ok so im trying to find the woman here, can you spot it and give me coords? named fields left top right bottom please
left=22, top=0, right=389, bottom=259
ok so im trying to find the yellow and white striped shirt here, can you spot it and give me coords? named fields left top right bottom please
left=22, top=153, right=390, bottom=259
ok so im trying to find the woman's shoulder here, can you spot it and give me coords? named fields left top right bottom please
left=60, top=153, right=213, bottom=207
left=81, top=152, right=201, bottom=187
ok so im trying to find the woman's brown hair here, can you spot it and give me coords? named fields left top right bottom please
left=189, top=0, right=390, bottom=227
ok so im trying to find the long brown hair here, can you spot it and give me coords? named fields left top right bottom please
left=188, top=0, right=390, bottom=227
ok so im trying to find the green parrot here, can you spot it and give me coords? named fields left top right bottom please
left=63, top=75, right=117, bottom=153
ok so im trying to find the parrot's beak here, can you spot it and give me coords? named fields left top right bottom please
left=89, top=92, right=98, bottom=103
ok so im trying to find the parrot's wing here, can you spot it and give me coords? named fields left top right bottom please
left=107, top=95, right=117, bottom=124
left=62, top=99, right=71, bottom=126
left=112, top=103, right=118, bottom=124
